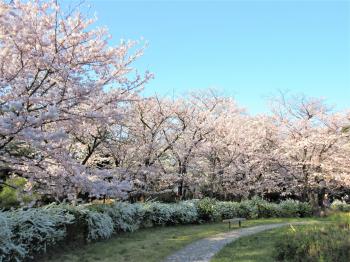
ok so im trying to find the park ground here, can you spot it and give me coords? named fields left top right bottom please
left=41, top=215, right=340, bottom=262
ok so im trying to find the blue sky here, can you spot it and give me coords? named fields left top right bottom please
left=66, top=0, right=349, bottom=114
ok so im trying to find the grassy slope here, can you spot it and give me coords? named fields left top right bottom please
left=211, top=226, right=292, bottom=262
left=42, top=217, right=319, bottom=262
left=212, top=213, right=349, bottom=262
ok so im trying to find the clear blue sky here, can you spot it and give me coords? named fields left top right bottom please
left=66, top=0, right=349, bottom=114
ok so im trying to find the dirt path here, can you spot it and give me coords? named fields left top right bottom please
left=163, top=222, right=306, bottom=262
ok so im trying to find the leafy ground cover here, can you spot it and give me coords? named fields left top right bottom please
left=42, top=217, right=320, bottom=262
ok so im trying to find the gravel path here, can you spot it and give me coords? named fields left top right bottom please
left=163, top=222, right=307, bottom=262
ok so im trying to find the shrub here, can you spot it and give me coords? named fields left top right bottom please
left=297, top=201, right=313, bottom=217
left=213, top=201, right=240, bottom=219
left=196, top=198, right=219, bottom=222
left=238, top=199, right=260, bottom=218
left=58, top=204, right=115, bottom=241
left=94, top=202, right=145, bottom=232
left=278, top=199, right=311, bottom=217
left=0, top=211, right=26, bottom=262
left=331, top=200, right=350, bottom=212
left=83, top=210, right=114, bottom=240
left=248, top=197, right=279, bottom=218
left=141, top=201, right=199, bottom=225
left=211, top=198, right=311, bottom=219
left=57, top=204, right=89, bottom=243
left=143, top=202, right=175, bottom=225
left=198, top=197, right=312, bottom=220
left=172, top=201, right=198, bottom=224
left=0, top=205, right=75, bottom=261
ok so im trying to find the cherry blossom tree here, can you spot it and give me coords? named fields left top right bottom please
left=0, top=0, right=152, bottom=200
left=159, top=92, right=232, bottom=199
left=107, top=97, right=180, bottom=200
left=270, top=94, right=350, bottom=208
left=1, top=1, right=349, bottom=206
left=200, top=112, right=282, bottom=200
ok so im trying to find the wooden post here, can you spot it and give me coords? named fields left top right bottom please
left=229, top=221, right=231, bottom=229
left=239, top=220, right=241, bottom=227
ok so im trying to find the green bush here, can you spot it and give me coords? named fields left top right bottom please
left=213, top=201, right=240, bottom=219
left=0, top=211, right=26, bottom=262
left=84, top=210, right=114, bottom=240
left=278, top=199, right=312, bottom=217
left=208, top=198, right=312, bottom=220
left=297, top=201, right=313, bottom=217
left=238, top=199, right=260, bottom=218
left=229, top=197, right=279, bottom=219
left=256, top=201, right=279, bottom=218
left=331, top=200, right=350, bottom=212
left=91, top=202, right=145, bottom=232
left=172, top=201, right=198, bottom=224
left=143, top=202, right=175, bottom=225
left=196, top=198, right=219, bottom=222
left=141, top=201, right=199, bottom=225
left=274, top=218, right=350, bottom=261
left=58, top=204, right=89, bottom=243
left=244, top=197, right=279, bottom=218
left=63, top=204, right=115, bottom=241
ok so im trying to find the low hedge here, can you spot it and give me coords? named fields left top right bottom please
left=209, top=197, right=313, bottom=221
left=0, top=204, right=75, bottom=261
left=0, top=198, right=313, bottom=261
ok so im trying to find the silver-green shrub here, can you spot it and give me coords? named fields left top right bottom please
left=0, top=205, right=75, bottom=261
left=331, top=200, right=350, bottom=212
left=83, top=209, right=114, bottom=240
left=0, top=211, right=26, bottom=262
left=101, top=202, right=145, bottom=232
left=213, top=201, right=240, bottom=219
left=172, top=201, right=198, bottom=224
left=278, top=199, right=306, bottom=217
left=238, top=199, right=260, bottom=218
left=143, top=202, right=175, bottom=225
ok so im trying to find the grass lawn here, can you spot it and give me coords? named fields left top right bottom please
left=42, top=217, right=320, bottom=262
left=212, top=212, right=349, bottom=262
left=211, top=226, right=294, bottom=262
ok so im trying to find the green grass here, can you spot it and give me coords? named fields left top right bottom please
left=42, top=217, right=320, bottom=262
left=212, top=226, right=294, bottom=262
left=212, top=213, right=349, bottom=262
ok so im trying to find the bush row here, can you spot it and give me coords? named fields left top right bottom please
left=0, top=198, right=312, bottom=261
left=200, top=197, right=313, bottom=221
left=0, top=201, right=198, bottom=261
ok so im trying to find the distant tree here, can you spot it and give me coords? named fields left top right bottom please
left=270, top=94, right=350, bottom=210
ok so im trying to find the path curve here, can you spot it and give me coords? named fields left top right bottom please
left=163, top=222, right=307, bottom=262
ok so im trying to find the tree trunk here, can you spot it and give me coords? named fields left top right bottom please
left=177, top=179, right=185, bottom=200
left=177, top=162, right=187, bottom=200
left=307, top=192, right=321, bottom=215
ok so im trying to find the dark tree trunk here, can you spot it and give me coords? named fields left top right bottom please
left=177, top=163, right=187, bottom=200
